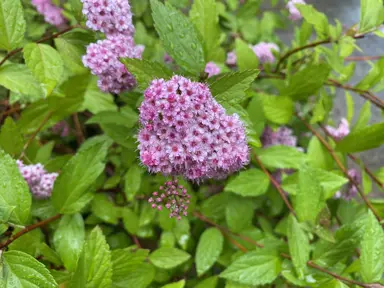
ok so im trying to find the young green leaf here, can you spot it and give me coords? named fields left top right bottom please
left=0, top=117, right=23, bottom=157
left=150, top=0, right=205, bottom=75
left=52, top=136, right=112, bottom=214
left=355, top=58, right=384, bottom=90
left=296, top=5, right=329, bottom=39
left=287, top=215, right=310, bottom=279
left=257, top=146, right=307, bottom=169
left=352, top=101, right=371, bottom=132
left=149, top=247, right=191, bottom=269
left=196, top=228, right=224, bottom=276
left=360, top=210, right=384, bottom=282
left=2, top=250, right=57, bottom=287
left=53, top=214, right=85, bottom=272
left=0, top=150, right=31, bottom=225
left=360, top=0, right=384, bottom=33
left=71, top=226, right=112, bottom=288
left=120, top=58, right=173, bottom=90
left=235, top=38, right=259, bottom=71
left=0, top=0, right=26, bottom=50
left=260, top=94, right=294, bottom=125
left=225, top=168, right=270, bottom=197
left=220, top=249, right=282, bottom=286
left=23, top=43, right=64, bottom=96
left=307, top=137, right=334, bottom=170
left=247, top=93, right=266, bottom=136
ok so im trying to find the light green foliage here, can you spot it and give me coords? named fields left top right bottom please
left=225, top=168, right=270, bottom=197
left=0, top=0, right=26, bottom=50
left=196, top=228, right=224, bottom=276
left=360, top=0, right=384, bottom=33
left=235, top=38, right=259, bottom=71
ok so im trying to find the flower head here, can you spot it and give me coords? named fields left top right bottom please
left=287, top=0, right=306, bottom=21
left=226, top=51, right=237, bottom=66
left=205, top=62, right=221, bottom=78
left=138, top=75, right=250, bottom=182
left=251, top=42, right=279, bottom=64
left=261, top=126, right=297, bottom=148
left=325, top=118, right=350, bottom=141
left=31, top=0, right=66, bottom=26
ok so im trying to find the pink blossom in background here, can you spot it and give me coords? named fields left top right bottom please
left=287, top=0, right=306, bottom=21
left=334, top=169, right=361, bottom=201
left=251, top=42, right=280, bottom=64
left=226, top=51, right=237, bottom=66
left=31, top=0, right=66, bottom=26
left=261, top=126, right=298, bottom=148
left=81, top=0, right=135, bottom=35
left=138, top=75, right=249, bottom=182
left=164, top=53, right=174, bottom=64
left=52, top=121, right=70, bottom=137
left=82, top=34, right=143, bottom=94
left=204, top=62, right=221, bottom=78
left=17, top=160, right=58, bottom=199
left=325, top=118, right=350, bottom=141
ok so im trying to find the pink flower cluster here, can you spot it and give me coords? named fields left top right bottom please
left=148, top=179, right=191, bottom=220
left=261, top=126, right=298, bottom=148
left=31, top=0, right=66, bottom=26
left=17, top=160, right=58, bottom=199
left=81, top=0, right=135, bottom=35
left=138, top=76, right=250, bottom=182
left=287, top=0, right=306, bottom=21
left=52, top=121, right=70, bottom=137
left=251, top=42, right=279, bottom=64
left=226, top=51, right=237, bottom=66
left=205, top=62, right=221, bottom=78
left=335, top=169, right=361, bottom=201
left=325, top=118, right=350, bottom=141
left=83, top=34, right=144, bottom=93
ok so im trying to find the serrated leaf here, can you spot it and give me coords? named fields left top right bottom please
left=226, top=195, right=254, bottom=233
left=210, top=70, right=259, bottom=105
left=0, top=150, right=31, bottom=225
left=0, top=0, right=26, bottom=50
left=360, top=210, right=384, bottom=282
left=225, top=168, right=270, bottom=197
left=2, top=250, right=57, bottom=287
left=296, top=5, right=329, bottom=39
left=52, top=136, right=112, bottom=214
left=71, top=227, right=112, bottom=288
left=360, top=0, right=384, bottom=33
left=257, top=146, right=306, bottom=169
left=295, top=165, right=325, bottom=223
left=0, top=117, right=23, bottom=157
left=282, top=63, right=331, bottom=100
left=150, top=0, right=205, bottom=75
left=53, top=214, right=85, bottom=272
left=196, top=228, right=224, bottom=276
left=336, top=122, right=384, bottom=153
left=121, top=58, right=173, bottom=90
left=220, top=249, right=281, bottom=286
left=0, top=63, right=44, bottom=102
left=287, top=215, right=310, bottom=278
left=260, top=95, right=294, bottom=124
left=189, top=0, right=224, bottom=62
left=23, top=43, right=64, bottom=96
left=149, top=247, right=190, bottom=269
left=235, top=38, right=259, bottom=71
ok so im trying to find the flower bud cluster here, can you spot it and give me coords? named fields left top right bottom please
left=17, top=160, right=58, bottom=199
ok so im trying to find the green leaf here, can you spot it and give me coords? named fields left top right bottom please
left=356, top=58, right=384, bottom=90
left=23, top=43, right=64, bottom=96
left=287, top=215, right=310, bottom=278
left=2, top=250, right=57, bottom=287
left=307, top=137, right=333, bottom=170
left=87, top=110, right=138, bottom=129
left=257, top=146, right=306, bottom=169
left=122, top=208, right=139, bottom=235
left=149, top=247, right=191, bottom=269
left=296, top=5, right=329, bottom=39
left=225, top=168, right=270, bottom=197
left=0, top=63, right=44, bottom=102
left=210, top=70, right=259, bottom=105
left=360, top=0, right=384, bottom=33
left=352, top=101, right=371, bottom=132
left=82, top=76, right=117, bottom=114
left=295, top=165, right=325, bottom=223
left=220, top=249, right=282, bottom=286
left=0, top=117, right=23, bottom=157
left=260, top=95, right=294, bottom=125
left=196, top=228, right=224, bottom=276
left=69, top=0, right=84, bottom=22
left=189, top=0, right=224, bottom=62
left=336, top=122, right=384, bottom=153
left=235, top=38, right=259, bottom=71
left=121, top=58, right=173, bottom=90
left=226, top=195, right=254, bottom=233
left=38, top=243, right=62, bottom=266
left=247, top=94, right=265, bottom=136
left=71, top=226, right=112, bottom=288
left=360, top=210, right=384, bottom=282
left=161, top=280, right=185, bottom=288
left=345, top=92, right=354, bottom=123
left=195, top=276, right=218, bottom=288
left=91, top=194, right=120, bottom=225
left=150, top=0, right=205, bottom=75
left=52, top=136, right=112, bottom=214
left=8, top=228, right=42, bottom=257
left=0, top=0, right=26, bottom=50
left=282, top=64, right=331, bottom=100
left=53, top=214, right=85, bottom=272
left=0, top=150, right=31, bottom=225
left=124, top=164, right=144, bottom=200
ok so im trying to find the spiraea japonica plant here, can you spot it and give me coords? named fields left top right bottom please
left=1, top=0, right=384, bottom=287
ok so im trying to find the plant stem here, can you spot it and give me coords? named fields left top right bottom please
left=72, top=113, right=85, bottom=145
left=0, top=214, right=61, bottom=249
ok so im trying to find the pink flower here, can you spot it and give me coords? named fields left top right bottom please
left=287, top=0, right=306, bottom=21
left=335, top=169, right=361, bottom=201
left=251, top=42, right=279, bottom=64
left=138, top=75, right=250, bottom=182
left=261, top=126, right=297, bottom=148
left=52, top=121, right=70, bottom=137
left=31, top=0, right=66, bottom=26
left=204, top=62, right=221, bottom=78
left=226, top=51, right=237, bottom=66
left=325, top=118, right=350, bottom=141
